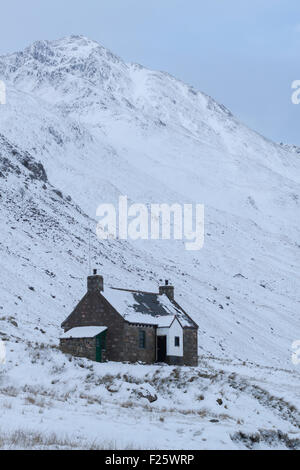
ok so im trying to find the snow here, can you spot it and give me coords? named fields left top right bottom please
left=103, top=288, right=192, bottom=327
left=0, top=344, right=299, bottom=450
left=124, top=314, right=175, bottom=327
left=60, top=326, right=107, bottom=339
left=0, top=35, right=299, bottom=449
left=155, top=316, right=175, bottom=328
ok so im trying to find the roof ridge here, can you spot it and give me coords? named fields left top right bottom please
left=110, top=287, right=158, bottom=295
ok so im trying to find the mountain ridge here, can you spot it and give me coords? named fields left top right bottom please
left=0, top=35, right=299, bottom=369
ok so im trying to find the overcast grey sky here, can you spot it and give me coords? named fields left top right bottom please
left=1, top=0, right=299, bottom=144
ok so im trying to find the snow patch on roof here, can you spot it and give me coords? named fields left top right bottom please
left=61, top=326, right=107, bottom=339
left=124, top=313, right=175, bottom=327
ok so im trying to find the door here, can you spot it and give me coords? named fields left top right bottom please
left=157, top=336, right=167, bottom=363
left=96, top=335, right=102, bottom=362
left=96, top=331, right=107, bottom=363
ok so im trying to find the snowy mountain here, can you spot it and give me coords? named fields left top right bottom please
left=279, top=142, right=300, bottom=155
left=0, top=36, right=299, bottom=449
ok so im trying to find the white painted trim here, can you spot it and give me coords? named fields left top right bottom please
left=157, top=317, right=183, bottom=357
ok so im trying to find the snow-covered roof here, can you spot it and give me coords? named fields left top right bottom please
left=61, top=326, right=107, bottom=339
left=124, top=313, right=175, bottom=328
left=103, top=288, right=195, bottom=328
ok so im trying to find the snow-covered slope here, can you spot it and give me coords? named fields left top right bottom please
left=0, top=36, right=299, bottom=449
left=280, top=142, right=300, bottom=155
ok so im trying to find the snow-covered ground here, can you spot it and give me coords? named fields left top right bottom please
left=0, top=36, right=299, bottom=449
left=1, top=343, right=300, bottom=450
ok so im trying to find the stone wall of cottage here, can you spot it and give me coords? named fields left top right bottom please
left=62, top=293, right=126, bottom=362
left=164, top=329, right=198, bottom=366
left=60, top=337, right=97, bottom=361
left=182, top=328, right=198, bottom=366
left=165, top=355, right=185, bottom=366
left=123, top=323, right=156, bottom=364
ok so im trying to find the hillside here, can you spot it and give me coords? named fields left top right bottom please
left=0, top=36, right=299, bottom=449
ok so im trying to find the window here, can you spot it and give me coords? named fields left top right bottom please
left=139, top=330, right=146, bottom=349
left=174, top=336, right=180, bottom=347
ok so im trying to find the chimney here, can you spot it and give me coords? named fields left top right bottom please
left=87, top=269, right=104, bottom=292
left=159, top=280, right=174, bottom=300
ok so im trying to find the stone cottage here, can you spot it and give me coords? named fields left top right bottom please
left=60, top=270, right=198, bottom=366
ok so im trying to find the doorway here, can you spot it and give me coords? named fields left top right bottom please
left=157, top=335, right=167, bottom=363
left=96, top=330, right=107, bottom=362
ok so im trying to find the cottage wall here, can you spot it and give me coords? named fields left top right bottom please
left=62, top=292, right=126, bottom=362
left=183, top=328, right=198, bottom=366
left=123, top=323, right=156, bottom=364
left=60, top=337, right=97, bottom=361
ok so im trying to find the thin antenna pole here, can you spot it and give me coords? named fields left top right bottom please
left=88, top=223, right=91, bottom=275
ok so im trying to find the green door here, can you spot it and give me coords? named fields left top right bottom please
left=96, top=330, right=107, bottom=363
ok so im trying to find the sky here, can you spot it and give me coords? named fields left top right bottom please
left=0, top=0, right=300, bottom=145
